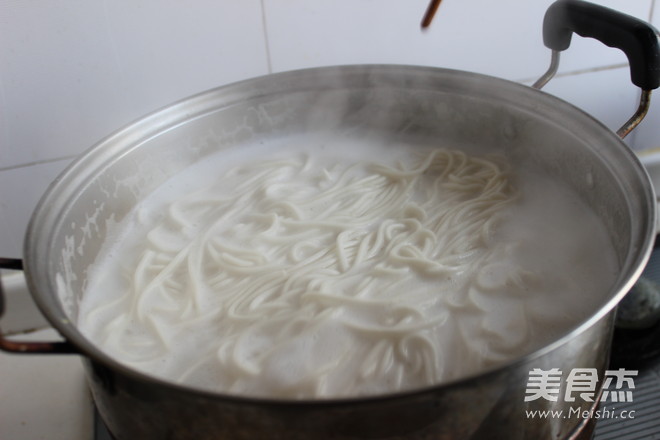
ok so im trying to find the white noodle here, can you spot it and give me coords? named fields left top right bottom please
left=82, top=147, right=553, bottom=398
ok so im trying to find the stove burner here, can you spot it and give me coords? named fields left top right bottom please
left=611, top=246, right=660, bottom=369
left=610, top=321, right=660, bottom=370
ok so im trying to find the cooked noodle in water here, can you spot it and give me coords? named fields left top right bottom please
left=79, top=145, right=616, bottom=398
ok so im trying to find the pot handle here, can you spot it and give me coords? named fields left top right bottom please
left=533, top=0, right=660, bottom=138
left=0, top=258, right=78, bottom=354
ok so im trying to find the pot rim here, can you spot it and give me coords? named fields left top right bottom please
left=22, top=64, right=657, bottom=405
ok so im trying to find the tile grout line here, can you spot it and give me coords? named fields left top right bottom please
left=515, top=62, right=628, bottom=85
left=260, top=0, right=273, bottom=74
left=0, top=154, right=78, bottom=172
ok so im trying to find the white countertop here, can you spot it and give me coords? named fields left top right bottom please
left=0, top=272, right=93, bottom=440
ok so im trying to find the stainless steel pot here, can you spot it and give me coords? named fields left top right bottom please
left=1, top=1, right=659, bottom=439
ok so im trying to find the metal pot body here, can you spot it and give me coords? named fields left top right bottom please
left=84, top=314, right=613, bottom=440
left=23, top=65, right=655, bottom=439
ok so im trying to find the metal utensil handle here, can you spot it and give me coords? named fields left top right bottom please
left=533, top=0, right=660, bottom=138
left=0, top=258, right=77, bottom=354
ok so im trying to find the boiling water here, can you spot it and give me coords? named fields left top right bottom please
left=77, top=135, right=618, bottom=398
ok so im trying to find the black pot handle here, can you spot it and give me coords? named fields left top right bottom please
left=534, top=0, right=660, bottom=138
left=543, top=0, right=660, bottom=90
left=0, top=258, right=77, bottom=354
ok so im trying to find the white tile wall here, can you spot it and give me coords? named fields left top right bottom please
left=0, top=0, right=657, bottom=260
left=0, top=158, right=74, bottom=258
left=264, top=0, right=651, bottom=80
left=0, top=0, right=268, bottom=169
